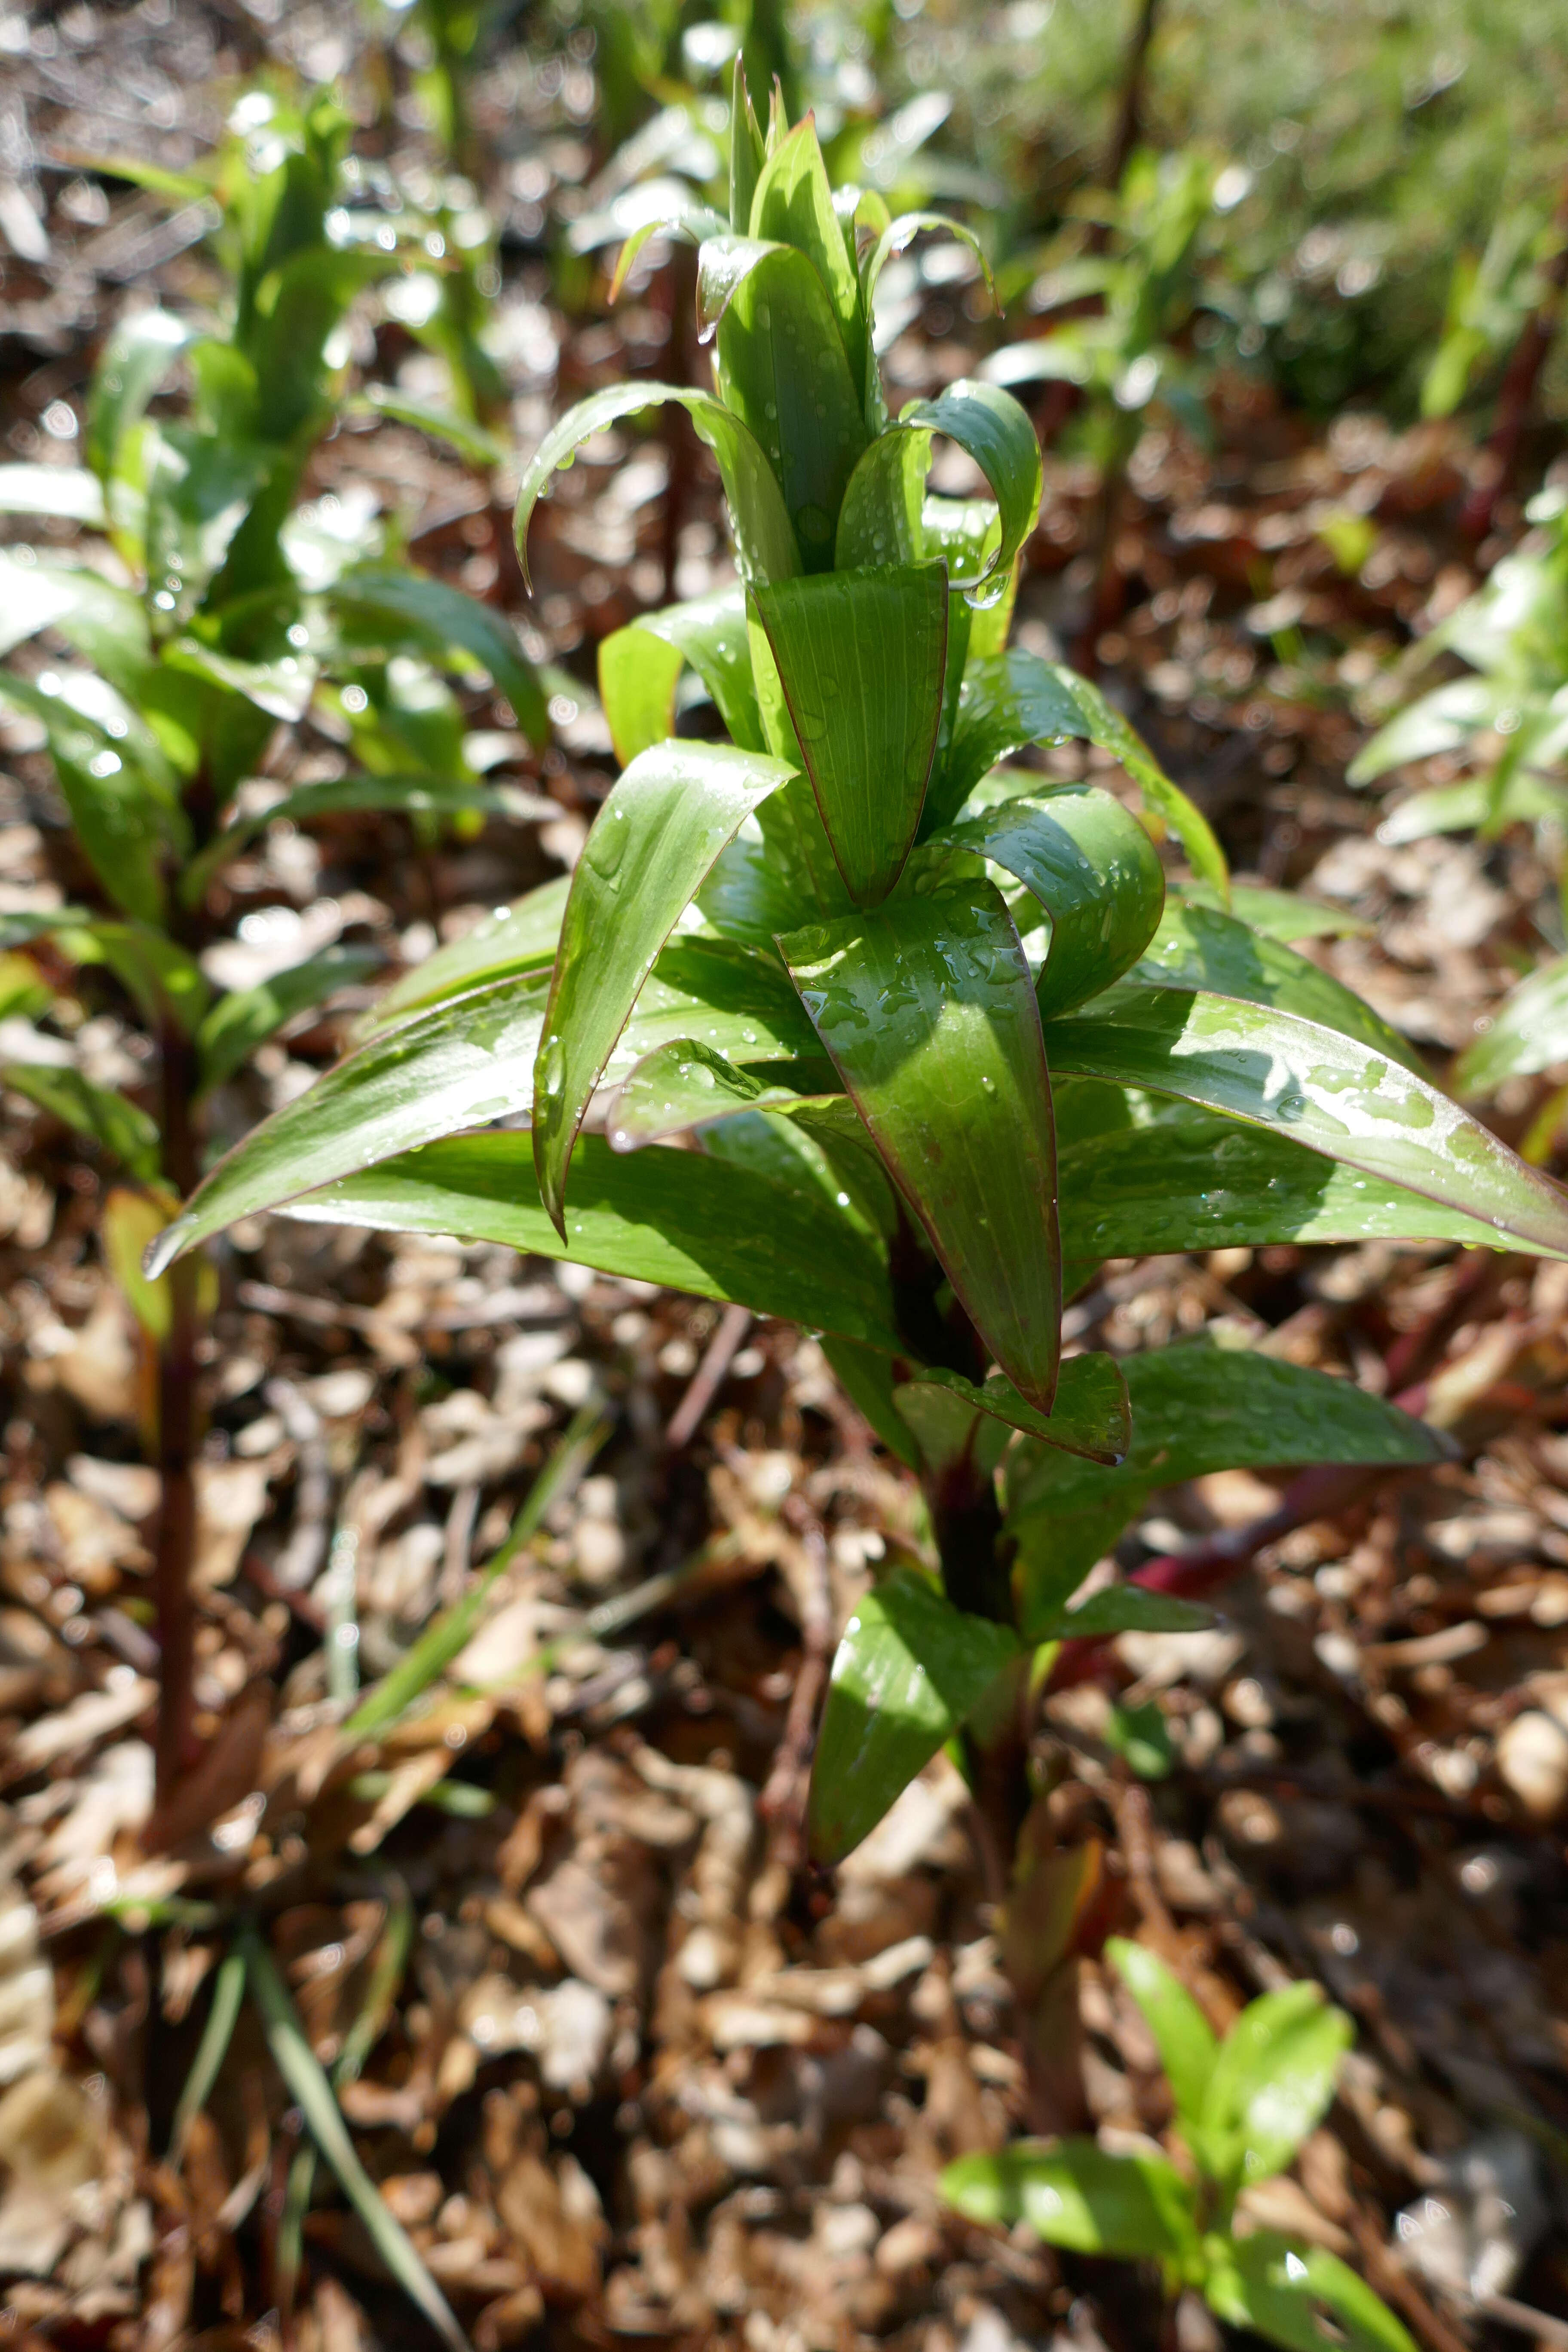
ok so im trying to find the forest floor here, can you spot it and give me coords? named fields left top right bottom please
left=1, top=8, right=1567, bottom=2351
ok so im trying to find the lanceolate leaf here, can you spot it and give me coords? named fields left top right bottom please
left=196, top=944, right=383, bottom=1091
left=532, top=741, right=795, bottom=1233
left=514, top=380, right=799, bottom=589
left=1202, top=1984, right=1353, bottom=2194
left=1050, top=668, right=1227, bottom=894
left=753, top=562, right=947, bottom=903
left=1041, top=1586, right=1214, bottom=1638
left=181, top=773, right=552, bottom=906
left=0, top=672, right=176, bottom=927
left=748, top=120, right=865, bottom=393
left=357, top=878, right=569, bottom=1035
left=604, top=1040, right=837, bottom=1150
left=935, top=786, right=1166, bottom=1017
left=807, top=1569, right=1021, bottom=1864
left=1106, top=1939, right=1218, bottom=2148
left=332, top=568, right=548, bottom=746
left=86, top=308, right=192, bottom=492
left=1455, top=952, right=1568, bottom=1095
left=782, top=879, right=1062, bottom=1410
left=1174, top=882, right=1371, bottom=942
left=5, top=1065, right=160, bottom=1182
left=1206, top=2233, right=1417, bottom=2352
left=279, top=1133, right=904, bottom=1353
left=1043, top=986, right=1568, bottom=1259
left=895, top=1354, right=1130, bottom=1466
left=942, top=2140, right=1198, bottom=2262
left=597, top=586, right=763, bottom=765
left=897, top=381, right=1041, bottom=609
left=1129, top=903, right=1424, bottom=1072
left=0, top=464, right=107, bottom=524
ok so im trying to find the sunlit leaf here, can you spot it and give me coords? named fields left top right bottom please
left=1174, top=883, right=1371, bottom=943
left=1202, top=1984, right=1353, bottom=2193
left=1455, top=952, right=1568, bottom=1095
left=749, top=119, right=866, bottom=393
left=597, top=585, right=763, bottom=765
left=181, top=772, right=549, bottom=906
left=942, top=2138, right=1198, bottom=2260
left=196, top=944, right=383, bottom=1092
left=0, top=464, right=107, bottom=525
left=351, top=385, right=506, bottom=469
left=782, top=879, right=1061, bottom=1409
left=1205, top=2232, right=1416, bottom=2352
left=604, top=1039, right=836, bottom=1150
left=807, top=1569, right=1020, bottom=1863
left=897, top=381, right=1041, bottom=610
left=1128, top=903, right=1423, bottom=1071
left=356, top=878, right=568, bottom=1036
left=86, top=309, right=192, bottom=493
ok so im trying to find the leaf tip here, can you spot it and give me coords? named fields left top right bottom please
left=142, top=1219, right=187, bottom=1281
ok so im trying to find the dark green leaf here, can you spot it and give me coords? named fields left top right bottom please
left=936, top=786, right=1166, bottom=1017
left=86, top=922, right=209, bottom=1035
left=807, top=1568, right=1020, bottom=1863
left=1049, top=669, right=1227, bottom=894
left=897, top=381, right=1041, bottom=609
left=894, top=1353, right=1130, bottom=1465
left=1037, top=1585, right=1215, bottom=1638
left=708, top=239, right=870, bottom=569
left=1175, top=883, right=1371, bottom=943
left=515, top=380, right=799, bottom=590
left=1455, top=952, right=1568, bottom=1095
left=753, top=563, right=947, bottom=903
left=4, top=1065, right=159, bottom=1182
left=782, top=879, right=1061, bottom=1409
left=821, top=1335, right=923, bottom=1468
left=942, top=2139, right=1197, bottom=2261
left=1203, top=1985, right=1353, bottom=2193
left=533, top=741, right=795, bottom=1231
left=1129, top=903, right=1424, bottom=1072
left=197, top=945, right=383, bottom=1091
left=279, top=1132, right=905, bottom=1353
left=1104, top=1700, right=1175, bottom=1779
left=1107, top=1936, right=1219, bottom=2148
left=1205, top=2233, right=1416, bottom=2352
left=1043, top=985, right=1568, bottom=1259
left=332, top=567, right=548, bottom=747
left=597, top=585, right=763, bottom=764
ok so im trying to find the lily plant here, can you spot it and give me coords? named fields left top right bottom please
left=0, top=85, right=546, bottom=1818
left=146, top=76, right=1568, bottom=1870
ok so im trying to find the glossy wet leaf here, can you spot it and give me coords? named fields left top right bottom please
left=604, top=1039, right=836, bottom=1150
left=515, top=380, right=798, bottom=589
left=897, top=381, right=1041, bottom=608
left=834, top=426, right=930, bottom=570
left=1205, top=2232, right=1416, bottom=2352
left=1203, top=1984, right=1353, bottom=2193
left=942, top=2138, right=1197, bottom=2261
left=1455, top=952, right=1568, bottom=1095
left=533, top=741, right=794, bottom=1232
left=4, top=1065, right=159, bottom=1182
left=748, top=119, right=865, bottom=392
left=807, top=1568, right=1021, bottom=1863
left=782, top=879, right=1061, bottom=1409
left=357, top=878, right=569, bottom=1035
left=708, top=240, right=870, bottom=569
left=864, top=214, right=997, bottom=356
left=936, top=786, right=1166, bottom=1017
left=196, top=944, right=383, bottom=1092
left=331, top=568, right=548, bottom=747
left=894, top=1353, right=1130, bottom=1465
left=1042, top=986, right=1568, bottom=1259
left=279, top=1133, right=904, bottom=1353
left=753, top=562, right=947, bottom=903
left=1050, top=669, right=1228, bottom=894
left=1108, top=1938, right=1218, bottom=2149
left=1129, top=903, right=1423, bottom=1072
left=597, top=586, right=763, bottom=765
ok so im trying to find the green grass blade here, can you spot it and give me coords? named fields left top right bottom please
left=168, top=1948, right=246, bottom=2168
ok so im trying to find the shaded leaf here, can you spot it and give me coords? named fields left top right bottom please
left=894, top=1353, right=1130, bottom=1465
left=821, top=1335, right=922, bottom=1468
left=942, top=2138, right=1197, bottom=2260
left=782, top=878, right=1061, bottom=1409
left=181, top=772, right=549, bottom=906
left=4, top=1064, right=159, bottom=1182
left=533, top=741, right=795, bottom=1231
left=597, top=585, right=763, bottom=763
left=1129, top=903, right=1424, bottom=1072
left=807, top=1569, right=1020, bottom=1863
left=332, top=567, right=548, bottom=747
left=897, top=380, right=1041, bottom=608
left=1038, top=1586, right=1214, bottom=1638
left=168, top=1950, right=246, bottom=2168
left=351, top=386, right=506, bottom=469
left=196, top=944, right=383, bottom=1092
left=1175, top=883, right=1371, bottom=942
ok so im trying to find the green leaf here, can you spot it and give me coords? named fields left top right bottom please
left=894, top=1353, right=1130, bottom=1465
left=730, top=56, right=766, bottom=234
left=942, top=2138, right=1197, bottom=2261
left=707, top=239, right=870, bottom=569
left=0, top=672, right=177, bottom=926
left=356, top=878, right=568, bottom=1036
left=168, top=1948, right=246, bottom=2168
left=1175, top=883, right=1371, bottom=943
left=144, top=427, right=272, bottom=616
left=196, top=944, right=383, bottom=1092
left=1203, top=1985, right=1353, bottom=2193
left=1038, top=1586, right=1215, bottom=1638
left=1049, top=668, right=1228, bottom=895
left=1058, top=1101, right=1508, bottom=1260
left=181, top=772, right=548, bottom=906
left=0, top=551, right=110, bottom=659
left=242, top=1933, right=469, bottom=2352
left=936, top=786, right=1166, bottom=1017
left=752, top=562, right=948, bottom=903
left=1106, top=1938, right=1218, bottom=2148
left=4, top=1065, right=160, bottom=1182
left=821, top=1335, right=923, bottom=1468
left=749, top=118, right=866, bottom=394
left=864, top=214, right=997, bottom=355
left=1347, top=678, right=1503, bottom=784
left=1455, top=952, right=1568, bottom=1095
left=86, top=309, right=192, bottom=492
left=86, top=922, right=209, bottom=1035
left=0, top=464, right=107, bottom=524
left=279, top=1132, right=906, bottom=1354
left=597, top=586, right=763, bottom=765
left=782, top=879, right=1061, bottom=1410
left=807, top=1568, right=1021, bottom=1863
left=835, top=426, right=930, bottom=571
left=1043, top=986, right=1568, bottom=1259
left=1129, top=903, right=1424, bottom=1072
left=604, top=1039, right=836, bottom=1149
left=1205, top=2233, right=1417, bottom=2352
left=515, top=380, right=799, bottom=590
left=1104, top=1699, right=1175, bottom=1779
left=331, top=567, right=548, bottom=747
left=348, top=1403, right=609, bottom=1736
left=897, top=381, right=1041, bottom=609
left=351, top=386, right=506, bottom=469
left=532, top=741, right=794, bottom=1233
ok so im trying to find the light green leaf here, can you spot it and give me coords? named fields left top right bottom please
left=1205, top=2233, right=1416, bottom=2352
left=1204, top=1985, right=1353, bottom=2193
left=753, top=562, right=947, bottom=903
left=899, top=380, right=1041, bottom=609
left=1043, top=986, right=1568, bottom=1259
left=1129, top=903, right=1424, bottom=1072
left=1038, top=1585, right=1215, bottom=1638
left=604, top=1039, right=836, bottom=1149
left=4, top=1064, right=160, bottom=1182
left=1041, top=666, right=1228, bottom=895
left=0, top=464, right=107, bottom=525
left=332, top=567, right=548, bottom=747
left=942, top=2138, right=1198, bottom=2261
left=1347, top=678, right=1503, bottom=785
left=730, top=56, right=766, bottom=234
left=351, top=386, right=506, bottom=469
left=356, top=878, right=568, bottom=1036
left=85, top=922, right=209, bottom=1035
left=533, top=741, right=794, bottom=1232
left=834, top=426, right=930, bottom=571
left=197, top=944, right=383, bottom=1092
left=597, top=585, right=763, bottom=764
left=936, top=785, right=1166, bottom=1017
left=807, top=1568, right=1021, bottom=1863
left=1106, top=1938, right=1219, bottom=2150
left=1455, top=953, right=1568, bottom=1095
left=168, top=1948, right=246, bottom=2168
left=515, top=380, right=798, bottom=589
left=86, top=308, right=192, bottom=492
left=279, top=1132, right=905, bottom=1354
left=894, top=1353, right=1130, bottom=1465
left=749, top=119, right=866, bottom=394
left=0, top=551, right=103, bottom=659
left=782, top=878, right=1061, bottom=1409
left=0, top=671, right=178, bottom=926
left=143, top=426, right=271, bottom=615
left=1174, top=883, right=1371, bottom=943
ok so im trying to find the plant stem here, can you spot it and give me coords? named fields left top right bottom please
left=153, top=1016, right=203, bottom=1810
left=1105, top=0, right=1162, bottom=190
